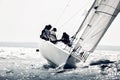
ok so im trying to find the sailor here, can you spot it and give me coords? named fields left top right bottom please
left=49, top=28, right=57, bottom=44
left=40, top=24, right=52, bottom=41
left=60, top=32, right=72, bottom=47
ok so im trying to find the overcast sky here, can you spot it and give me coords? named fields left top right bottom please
left=0, top=0, right=120, bottom=46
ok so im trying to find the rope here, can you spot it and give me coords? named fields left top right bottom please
left=74, top=0, right=103, bottom=42
left=56, top=0, right=93, bottom=35
left=71, top=0, right=98, bottom=52
left=54, top=0, right=72, bottom=26
left=73, top=0, right=97, bottom=39
left=59, top=0, right=92, bottom=28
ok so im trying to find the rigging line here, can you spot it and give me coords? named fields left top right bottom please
left=71, top=15, right=85, bottom=35
left=58, top=0, right=92, bottom=28
left=72, top=1, right=97, bottom=46
left=70, top=11, right=92, bottom=36
left=54, top=0, right=72, bottom=26
left=73, top=2, right=97, bottom=29
left=58, top=10, right=82, bottom=28
left=73, top=0, right=97, bottom=38
left=71, top=0, right=98, bottom=52
left=79, top=0, right=105, bottom=40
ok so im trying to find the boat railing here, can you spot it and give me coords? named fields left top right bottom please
left=56, top=42, right=73, bottom=52
left=71, top=50, right=91, bottom=62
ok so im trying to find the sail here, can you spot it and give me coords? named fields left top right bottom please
left=72, top=0, right=102, bottom=50
left=74, top=0, right=102, bottom=38
left=78, top=0, right=120, bottom=52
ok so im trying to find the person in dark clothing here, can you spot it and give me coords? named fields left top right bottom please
left=60, top=32, right=72, bottom=47
left=40, top=24, right=52, bottom=41
left=49, top=28, right=57, bottom=44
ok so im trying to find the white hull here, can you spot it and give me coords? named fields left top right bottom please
left=39, top=39, right=76, bottom=68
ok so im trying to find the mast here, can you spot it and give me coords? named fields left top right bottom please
left=72, top=0, right=102, bottom=51
left=73, top=0, right=98, bottom=41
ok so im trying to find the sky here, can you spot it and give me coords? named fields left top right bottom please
left=0, top=0, right=120, bottom=46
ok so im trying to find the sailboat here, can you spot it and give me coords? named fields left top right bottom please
left=39, top=0, right=120, bottom=69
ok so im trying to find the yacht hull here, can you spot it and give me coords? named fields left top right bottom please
left=39, top=39, right=76, bottom=68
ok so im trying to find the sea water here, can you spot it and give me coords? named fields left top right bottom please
left=0, top=45, right=120, bottom=80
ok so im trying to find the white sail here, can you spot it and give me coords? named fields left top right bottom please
left=72, top=0, right=102, bottom=51
left=74, top=0, right=101, bottom=38
left=77, top=0, right=120, bottom=52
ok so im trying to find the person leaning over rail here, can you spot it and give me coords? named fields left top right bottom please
left=58, top=32, right=72, bottom=47
left=49, top=28, right=57, bottom=44
left=40, top=24, right=52, bottom=41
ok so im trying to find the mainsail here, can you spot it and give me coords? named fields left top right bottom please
left=73, top=0, right=120, bottom=53
left=70, top=0, right=120, bottom=62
